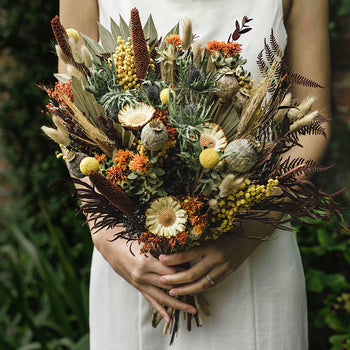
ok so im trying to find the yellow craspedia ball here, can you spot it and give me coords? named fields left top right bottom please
left=66, top=28, right=80, bottom=43
left=199, top=149, right=220, bottom=169
left=80, top=157, right=100, bottom=176
left=160, top=88, right=175, bottom=105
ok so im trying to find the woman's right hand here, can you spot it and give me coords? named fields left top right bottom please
left=93, top=227, right=197, bottom=323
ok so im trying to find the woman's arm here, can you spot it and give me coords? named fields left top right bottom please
left=159, top=0, right=331, bottom=296
left=58, top=0, right=196, bottom=321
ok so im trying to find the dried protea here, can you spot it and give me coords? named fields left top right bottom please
left=89, top=171, right=134, bottom=217
left=131, top=8, right=151, bottom=81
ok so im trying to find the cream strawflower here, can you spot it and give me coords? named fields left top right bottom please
left=146, top=197, right=188, bottom=237
left=118, top=102, right=155, bottom=130
left=199, top=122, right=227, bottom=152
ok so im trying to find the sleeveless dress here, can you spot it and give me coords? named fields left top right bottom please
left=90, top=1, right=308, bottom=349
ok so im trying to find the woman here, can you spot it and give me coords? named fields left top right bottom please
left=59, top=0, right=330, bottom=348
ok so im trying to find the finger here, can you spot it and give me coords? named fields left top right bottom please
left=159, top=246, right=206, bottom=266
left=168, top=262, right=232, bottom=296
left=141, top=291, right=171, bottom=323
left=140, top=272, right=178, bottom=290
left=145, top=285, right=197, bottom=314
left=143, top=255, right=179, bottom=275
left=159, top=255, right=216, bottom=285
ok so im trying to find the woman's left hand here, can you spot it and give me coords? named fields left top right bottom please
left=158, top=232, right=262, bottom=296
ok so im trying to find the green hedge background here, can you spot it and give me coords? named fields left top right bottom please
left=0, top=1, right=349, bottom=349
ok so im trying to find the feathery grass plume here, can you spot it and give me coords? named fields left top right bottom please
left=288, top=96, right=316, bottom=121
left=191, top=40, right=202, bottom=59
left=55, top=45, right=68, bottom=65
left=69, top=36, right=83, bottom=64
left=274, top=92, right=291, bottom=123
left=89, top=171, right=134, bottom=217
left=66, top=64, right=87, bottom=84
left=131, top=8, right=151, bottom=81
left=41, top=125, right=69, bottom=146
left=236, top=55, right=281, bottom=138
left=181, top=18, right=193, bottom=50
left=289, top=110, right=319, bottom=132
left=51, top=15, right=90, bottom=77
left=62, top=95, right=115, bottom=156
left=219, top=174, right=245, bottom=197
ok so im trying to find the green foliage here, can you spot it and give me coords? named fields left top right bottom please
left=0, top=1, right=92, bottom=348
left=296, top=218, right=350, bottom=349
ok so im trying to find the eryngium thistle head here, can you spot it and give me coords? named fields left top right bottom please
left=187, top=68, right=204, bottom=87
left=143, top=84, right=160, bottom=105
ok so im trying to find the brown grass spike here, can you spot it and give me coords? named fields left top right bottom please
left=89, top=171, right=134, bottom=217
left=131, top=8, right=151, bottom=81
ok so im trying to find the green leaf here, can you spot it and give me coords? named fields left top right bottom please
left=149, top=172, right=158, bottom=179
left=110, top=18, right=121, bottom=40
left=72, top=333, right=90, bottom=350
left=143, top=15, right=158, bottom=42
left=317, top=229, right=333, bottom=247
left=153, top=167, right=165, bottom=176
left=307, top=269, right=324, bottom=292
left=128, top=173, right=138, bottom=180
left=157, top=190, right=168, bottom=196
left=325, top=313, right=347, bottom=332
left=150, top=156, right=159, bottom=164
left=323, top=274, right=347, bottom=291
left=98, top=22, right=117, bottom=53
left=119, top=15, right=131, bottom=41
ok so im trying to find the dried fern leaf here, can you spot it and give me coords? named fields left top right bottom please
left=98, top=22, right=117, bottom=53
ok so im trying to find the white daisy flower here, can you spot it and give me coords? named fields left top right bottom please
left=145, top=197, right=188, bottom=238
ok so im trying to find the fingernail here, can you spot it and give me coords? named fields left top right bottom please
left=159, top=277, right=167, bottom=284
left=187, top=307, right=196, bottom=314
left=169, top=289, right=177, bottom=296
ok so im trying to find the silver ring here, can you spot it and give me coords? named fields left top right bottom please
left=206, top=273, right=215, bottom=286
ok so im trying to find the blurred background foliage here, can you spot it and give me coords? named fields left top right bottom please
left=0, top=1, right=349, bottom=349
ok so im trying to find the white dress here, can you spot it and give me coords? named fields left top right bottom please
left=90, top=1, right=308, bottom=349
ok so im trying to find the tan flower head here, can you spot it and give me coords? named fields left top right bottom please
left=199, top=123, right=227, bottom=152
left=118, top=102, right=155, bottom=130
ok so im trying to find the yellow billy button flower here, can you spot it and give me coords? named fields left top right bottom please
left=160, top=88, right=175, bottom=105
left=79, top=157, right=100, bottom=176
left=66, top=28, right=80, bottom=43
left=199, top=148, right=220, bottom=169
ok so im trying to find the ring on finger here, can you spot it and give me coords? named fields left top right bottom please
left=205, top=273, right=215, bottom=286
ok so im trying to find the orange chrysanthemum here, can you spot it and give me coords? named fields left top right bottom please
left=129, top=153, right=150, bottom=173
left=114, top=149, right=134, bottom=169
left=222, top=42, right=242, bottom=56
left=206, top=40, right=226, bottom=54
left=107, top=165, right=127, bottom=184
left=165, top=34, right=182, bottom=46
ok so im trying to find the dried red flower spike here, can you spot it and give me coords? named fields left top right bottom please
left=89, top=171, right=133, bottom=217
left=131, top=8, right=151, bottom=81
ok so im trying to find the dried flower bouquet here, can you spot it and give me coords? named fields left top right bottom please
left=41, top=9, right=341, bottom=343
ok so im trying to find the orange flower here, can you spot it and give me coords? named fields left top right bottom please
left=46, top=81, right=74, bottom=110
left=107, top=165, right=127, bottom=184
left=165, top=34, right=182, bottom=46
left=129, top=153, right=150, bottom=173
left=206, top=40, right=226, bottom=54
left=222, top=42, right=242, bottom=56
left=114, top=149, right=134, bottom=169
left=95, top=153, right=106, bottom=163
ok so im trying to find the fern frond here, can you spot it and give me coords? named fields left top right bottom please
left=286, top=73, right=324, bottom=88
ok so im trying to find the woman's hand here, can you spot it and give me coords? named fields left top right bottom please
left=159, top=216, right=283, bottom=296
left=93, top=228, right=197, bottom=322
